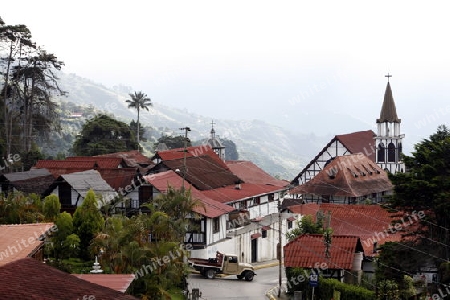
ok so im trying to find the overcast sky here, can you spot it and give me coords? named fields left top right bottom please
left=2, top=1, right=450, bottom=151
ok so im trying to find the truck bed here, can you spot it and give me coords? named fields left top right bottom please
left=188, top=257, right=222, bottom=267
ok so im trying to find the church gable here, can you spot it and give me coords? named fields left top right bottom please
left=292, top=131, right=374, bottom=185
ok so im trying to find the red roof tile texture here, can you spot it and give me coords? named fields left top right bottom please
left=202, top=183, right=284, bottom=204
left=143, top=171, right=234, bottom=218
left=65, top=156, right=126, bottom=168
left=335, top=130, right=376, bottom=162
left=74, top=274, right=135, bottom=293
left=226, top=160, right=289, bottom=187
left=97, top=168, right=139, bottom=191
left=287, top=203, right=404, bottom=255
left=0, top=223, right=55, bottom=266
left=284, top=234, right=364, bottom=270
left=159, top=155, right=242, bottom=190
left=0, top=258, right=137, bottom=299
left=290, top=154, right=393, bottom=197
left=33, top=160, right=97, bottom=177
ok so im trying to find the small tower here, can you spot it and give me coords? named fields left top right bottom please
left=206, top=120, right=226, bottom=160
left=374, top=74, right=405, bottom=173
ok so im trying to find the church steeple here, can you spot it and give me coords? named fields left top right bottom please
left=374, top=74, right=405, bottom=173
left=377, top=78, right=400, bottom=124
left=206, top=120, right=226, bottom=160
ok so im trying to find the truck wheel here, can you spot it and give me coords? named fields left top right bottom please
left=206, top=269, right=216, bottom=279
left=236, top=275, right=243, bottom=280
left=244, top=271, right=254, bottom=281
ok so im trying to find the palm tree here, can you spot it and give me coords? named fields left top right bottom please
left=125, top=91, right=152, bottom=148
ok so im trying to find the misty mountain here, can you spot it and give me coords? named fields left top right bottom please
left=46, top=72, right=377, bottom=180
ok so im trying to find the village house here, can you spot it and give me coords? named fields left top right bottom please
left=144, top=131, right=293, bottom=263
left=43, top=169, right=118, bottom=213
left=284, top=234, right=365, bottom=284
left=33, top=153, right=155, bottom=213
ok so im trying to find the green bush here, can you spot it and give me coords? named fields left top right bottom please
left=319, top=278, right=375, bottom=300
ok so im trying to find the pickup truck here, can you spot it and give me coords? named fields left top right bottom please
left=188, top=251, right=256, bottom=281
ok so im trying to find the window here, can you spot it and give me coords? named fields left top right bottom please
left=213, top=217, right=220, bottom=234
left=388, top=143, right=396, bottom=162
left=262, top=229, right=267, bottom=238
left=58, top=182, right=72, bottom=207
left=254, top=197, right=260, bottom=205
left=288, top=220, right=293, bottom=229
left=228, top=256, right=237, bottom=263
left=239, top=201, right=247, bottom=209
left=268, top=193, right=274, bottom=202
left=139, top=185, right=153, bottom=205
left=377, top=143, right=385, bottom=162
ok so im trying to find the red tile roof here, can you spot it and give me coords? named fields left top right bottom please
left=0, top=223, right=55, bottom=266
left=97, top=168, right=139, bottom=191
left=335, top=130, right=376, bottom=162
left=73, top=274, right=135, bottom=293
left=290, top=154, right=393, bottom=197
left=157, top=155, right=242, bottom=190
left=143, top=171, right=234, bottom=218
left=287, top=203, right=403, bottom=255
left=0, top=258, right=137, bottom=299
left=284, top=234, right=364, bottom=270
left=226, top=160, right=289, bottom=187
left=33, top=160, right=97, bottom=177
left=202, top=183, right=285, bottom=204
left=65, top=156, right=126, bottom=168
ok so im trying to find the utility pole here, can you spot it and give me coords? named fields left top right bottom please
left=278, top=195, right=282, bottom=298
left=180, top=127, right=191, bottom=191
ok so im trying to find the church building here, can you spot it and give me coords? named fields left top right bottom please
left=292, top=76, right=405, bottom=186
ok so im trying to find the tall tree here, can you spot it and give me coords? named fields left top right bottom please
left=389, top=125, right=450, bottom=267
left=72, top=189, right=104, bottom=260
left=43, top=194, right=61, bottom=221
left=72, top=114, right=138, bottom=156
left=126, top=91, right=152, bottom=149
left=1, top=18, right=65, bottom=155
left=0, top=20, right=34, bottom=156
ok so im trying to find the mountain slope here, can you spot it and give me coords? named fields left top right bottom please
left=46, top=72, right=341, bottom=180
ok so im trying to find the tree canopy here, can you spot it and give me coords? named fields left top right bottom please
left=154, top=135, right=191, bottom=151
left=389, top=125, right=450, bottom=262
left=72, top=114, right=138, bottom=156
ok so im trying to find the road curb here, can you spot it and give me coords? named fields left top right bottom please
left=254, top=261, right=280, bottom=270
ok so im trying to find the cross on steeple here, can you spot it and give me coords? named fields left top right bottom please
left=385, top=73, right=392, bottom=82
left=211, top=120, right=215, bottom=129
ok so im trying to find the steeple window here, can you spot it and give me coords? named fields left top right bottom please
left=377, top=143, right=385, bottom=163
left=387, top=143, right=396, bottom=162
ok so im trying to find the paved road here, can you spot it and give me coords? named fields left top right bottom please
left=187, top=266, right=286, bottom=299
